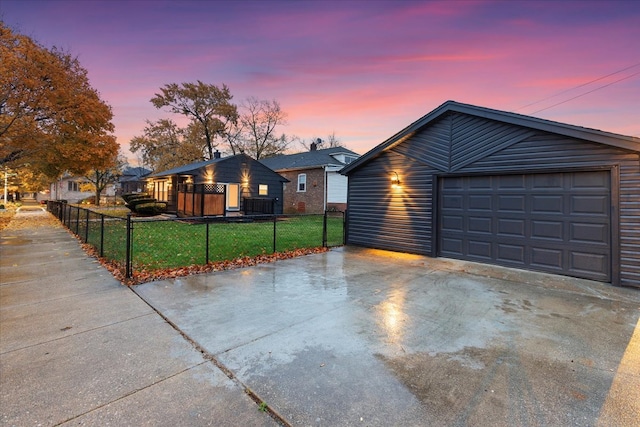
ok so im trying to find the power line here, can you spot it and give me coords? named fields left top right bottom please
left=515, top=61, right=640, bottom=112
left=530, top=70, right=640, bottom=114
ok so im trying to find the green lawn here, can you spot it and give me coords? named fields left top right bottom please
left=79, top=214, right=344, bottom=271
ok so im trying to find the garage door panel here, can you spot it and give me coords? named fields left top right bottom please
left=441, top=238, right=463, bottom=254
left=442, top=194, right=463, bottom=208
left=571, top=252, right=608, bottom=276
left=571, top=195, right=608, bottom=215
left=571, top=172, right=608, bottom=188
left=531, top=248, right=563, bottom=269
left=468, top=241, right=492, bottom=258
left=498, top=218, right=525, bottom=236
left=498, top=175, right=525, bottom=189
left=532, top=174, right=563, bottom=189
left=531, top=220, right=563, bottom=240
left=469, top=195, right=492, bottom=210
left=469, top=217, right=492, bottom=233
left=470, top=176, right=492, bottom=188
left=532, top=195, right=563, bottom=214
left=498, top=195, right=525, bottom=212
left=443, top=177, right=464, bottom=190
left=442, top=215, right=463, bottom=231
left=497, top=244, right=525, bottom=263
left=570, top=223, right=608, bottom=243
left=440, top=171, right=611, bottom=282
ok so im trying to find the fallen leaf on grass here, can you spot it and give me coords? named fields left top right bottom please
left=79, top=242, right=330, bottom=286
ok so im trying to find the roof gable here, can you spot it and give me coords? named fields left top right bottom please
left=342, top=100, right=640, bottom=175
left=148, top=154, right=287, bottom=182
left=260, top=147, right=360, bottom=171
left=149, top=157, right=226, bottom=177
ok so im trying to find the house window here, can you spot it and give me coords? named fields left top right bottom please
left=298, top=174, right=306, bottom=192
left=344, top=155, right=357, bottom=164
left=68, top=181, right=79, bottom=192
left=259, top=184, right=268, bottom=196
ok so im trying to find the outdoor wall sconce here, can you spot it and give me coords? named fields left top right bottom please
left=390, top=171, right=401, bottom=188
left=241, top=169, right=250, bottom=188
left=204, top=169, right=214, bottom=184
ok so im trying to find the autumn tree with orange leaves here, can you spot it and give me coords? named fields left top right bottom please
left=0, top=23, right=118, bottom=188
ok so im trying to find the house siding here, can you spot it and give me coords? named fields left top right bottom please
left=151, top=154, right=286, bottom=215
left=347, top=150, right=434, bottom=255
left=279, top=168, right=326, bottom=214
left=346, top=112, right=640, bottom=287
left=327, top=170, right=348, bottom=210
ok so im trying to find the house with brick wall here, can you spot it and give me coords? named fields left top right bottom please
left=260, top=143, right=359, bottom=214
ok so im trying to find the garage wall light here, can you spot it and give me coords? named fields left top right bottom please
left=390, top=171, right=401, bottom=188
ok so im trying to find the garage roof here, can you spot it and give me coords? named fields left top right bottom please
left=341, top=100, right=640, bottom=175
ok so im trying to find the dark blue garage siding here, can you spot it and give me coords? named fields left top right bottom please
left=347, top=152, right=434, bottom=255
left=344, top=103, right=640, bottom=287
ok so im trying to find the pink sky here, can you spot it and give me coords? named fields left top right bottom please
left=2, top=0, right=639, bottom=161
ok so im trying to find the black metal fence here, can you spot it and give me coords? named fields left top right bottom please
left=46, top=201, right=344, bottom=280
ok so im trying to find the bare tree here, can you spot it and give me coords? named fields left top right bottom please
left=226, top=97, right=290, bottom=159
left=300, top=132, right=343, bottom=151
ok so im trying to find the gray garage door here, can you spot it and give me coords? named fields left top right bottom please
left=439, top=171, right=611, bottom=282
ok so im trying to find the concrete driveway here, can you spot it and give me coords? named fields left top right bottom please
left=134, top=247, right=640, bottom=427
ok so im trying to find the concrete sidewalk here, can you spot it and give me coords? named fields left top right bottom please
left=1, top=207, right=278, bottom=426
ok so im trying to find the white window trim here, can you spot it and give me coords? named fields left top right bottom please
left=297, top=173, right=307, bottom=192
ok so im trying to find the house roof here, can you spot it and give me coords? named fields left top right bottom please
left=120, top=166, right=151, bottom=182
left=259, top=146, right=360, bottom=172
left=148, top=153, right=289, bottom=182
left=341, top=100, right=640, bottom=175
left=148, top=156, right=229, bottom=178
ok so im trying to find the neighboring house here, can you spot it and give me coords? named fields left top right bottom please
left=118, top=166, right=151, bottom=195
left=341, top=100, right=640, bottom=288
left=49, top=174, right=116, bottom=204
left=147, top=152, right=288, bottom=217
left=260, top=143, right=360, bottom=214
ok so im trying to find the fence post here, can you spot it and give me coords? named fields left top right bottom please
left=75, top=206, right=80, bottom=235
left=125, top=212, right=132, bottom=279
left=100, top=214, right=105, bottom=257
left=343, top=210, right=347, bottom=245
left=84, top=208, right=90, bottom=243
left=273, top=214, right=277, bottom=253
left=322, top=211, right=328, bottom=247
left=205, top=222, right=210, bottom=264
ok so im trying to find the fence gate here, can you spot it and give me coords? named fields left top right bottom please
left=177, top=183, right=226, bottom=217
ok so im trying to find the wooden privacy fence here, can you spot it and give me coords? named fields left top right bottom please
left=177, top=183, right=225, bottom=217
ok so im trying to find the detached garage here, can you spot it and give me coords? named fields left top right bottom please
left=341, top=101, right=640, bottom=287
